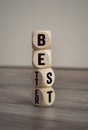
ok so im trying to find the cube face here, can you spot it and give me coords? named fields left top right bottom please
left=32, top=49, right=51, bottom=69
left=32, top=87, right=55, bottom=106
left=32, top=31, right=51, bottom=50
left=33, top=68, right=55, bottom=87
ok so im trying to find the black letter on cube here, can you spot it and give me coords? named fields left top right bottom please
left=47, top=72, right=52, bottom=84
left=35, top=71, right=39, bottom=86
left=38, top=34, right=45, bottom=46
left=35, top=89, right=39, bottom=104
left=38, top=53, right=45, bottom=65
left=47, top=91, right=53, bottom=102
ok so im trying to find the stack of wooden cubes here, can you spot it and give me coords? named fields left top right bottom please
left=32, top=31, right=55, bottom=107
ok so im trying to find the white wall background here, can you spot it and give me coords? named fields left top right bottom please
left=0, top=0, right=88, bottom=68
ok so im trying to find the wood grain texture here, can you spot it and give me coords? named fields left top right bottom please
left=0, top=68, right=88, bottom=130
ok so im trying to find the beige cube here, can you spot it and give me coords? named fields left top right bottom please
left=32, top=49, right=51, bottom=69
left=32, top=87, right=55, bottom=106
left=33, top=68, right=55, bottom=87
left=32, top=31, right=51, bottom=50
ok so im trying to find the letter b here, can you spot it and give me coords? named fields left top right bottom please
left=38, top=34, right=45, bottom=46
left=32, top=31, right=51, bottom=50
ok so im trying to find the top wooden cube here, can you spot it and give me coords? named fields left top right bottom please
left=32, top=31, right=51, bottom=50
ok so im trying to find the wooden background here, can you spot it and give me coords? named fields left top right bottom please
left=0, top=67, right=88, bottom=130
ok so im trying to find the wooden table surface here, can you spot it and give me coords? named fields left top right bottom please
left=0, top=67, right=88, bottom=130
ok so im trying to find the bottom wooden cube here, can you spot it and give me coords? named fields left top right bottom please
left=32, top=87, right=55, bottom=106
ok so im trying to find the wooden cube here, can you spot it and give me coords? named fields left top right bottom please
left=32, top=49, right=51, bottom=69
left=32, top=87, right=55, bottom=106
left=33, top=68, right=55, bottom=87
left=32, top=31, right=51, bottom=50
